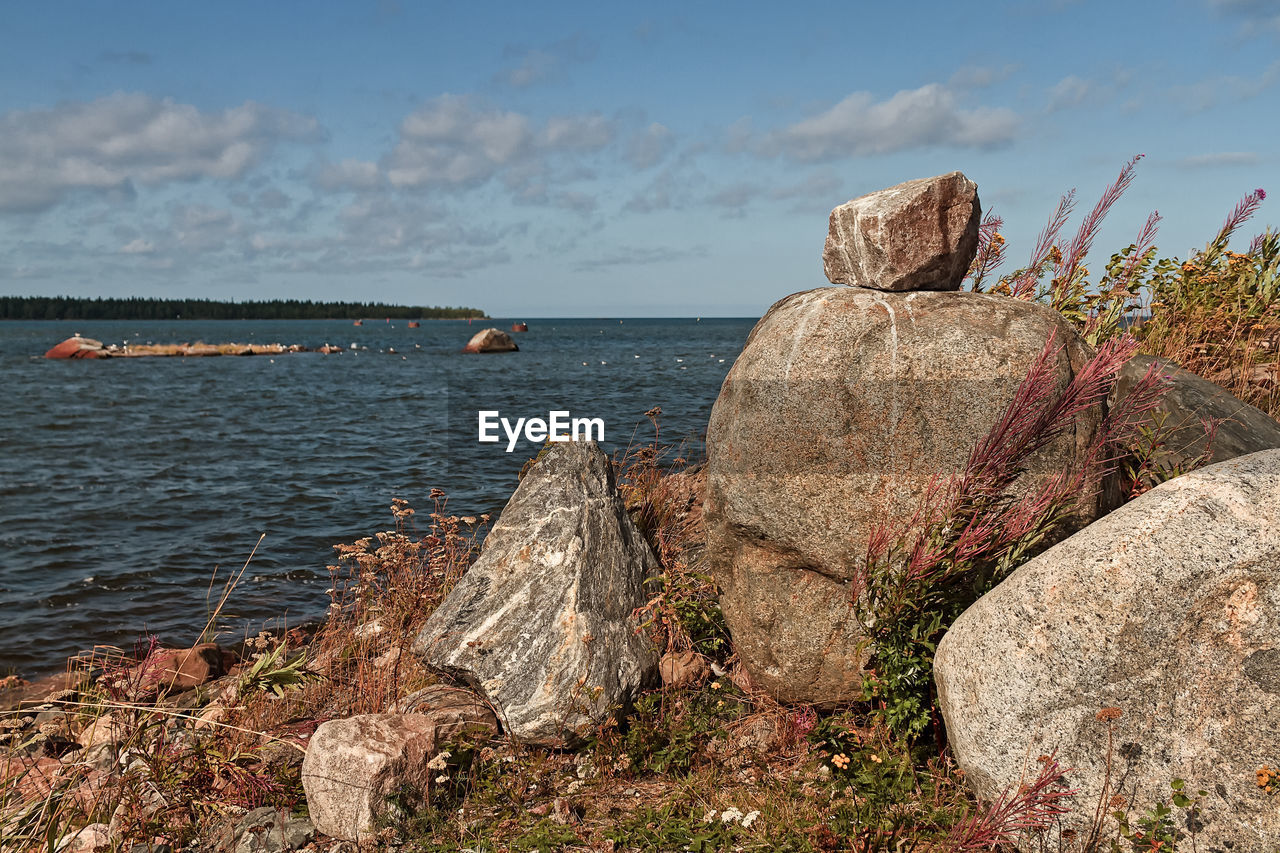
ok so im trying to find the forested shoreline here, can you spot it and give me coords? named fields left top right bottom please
left=0, top=296, right=487, bottom=321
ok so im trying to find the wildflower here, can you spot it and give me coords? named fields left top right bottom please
left=720, top=806, right=744, bottom=824
left=1096, top=706, right=1123, bottom=722
left=869, top=753, right=883, bottom=764
left=710, top=680, right=721, bottom=690
left=435, top=774, right=449, bottom=784
left=741, top=810, right=760, bottom=829
left=831, top=753, right=850, bottom=770
left=426, top=750, right=452, bottom=771
left=702, top=809, right=717, bottom=823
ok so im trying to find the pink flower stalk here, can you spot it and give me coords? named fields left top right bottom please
left=1213, top=187, right=1267, bottom=250
left=1010, top=191, right=1076, bottom=299
left=1052, top=154, right=1144, bottom=310
left=967, top=211, right=1007, bottom=290
left=853, top=330, right=1166, bottom=623
left=1115, top=209, right=1162, bottom=289
left=944, top=753, right=1077, bottom=851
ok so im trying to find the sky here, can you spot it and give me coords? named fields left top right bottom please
left=0, top=1, right=1277, bottom=317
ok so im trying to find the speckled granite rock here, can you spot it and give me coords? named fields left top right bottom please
left=705, top=287, right=1101, bottom=706
left=935, top=449, right=1280, bottom=852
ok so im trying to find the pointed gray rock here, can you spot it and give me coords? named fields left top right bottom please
left=413, top=440, right=659, bottom=747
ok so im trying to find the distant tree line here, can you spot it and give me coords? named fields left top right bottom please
left=0, top=296, right=488, bottom=321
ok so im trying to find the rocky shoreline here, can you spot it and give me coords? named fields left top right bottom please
left=6, top=171, right=1280, bottom=852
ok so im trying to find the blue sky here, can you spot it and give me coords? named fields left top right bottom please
left=1, top=1, right=1276, bottom=317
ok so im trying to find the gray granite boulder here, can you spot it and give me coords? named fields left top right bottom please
left=413, top=440, right=660, bottom=747
left=1114, top=353, right=1280, bottom=468
left=823, top=171, right=980, bottom=291
left=705, top=287, right=1101, bottom=706
left=935, top=449, right=1280, bottom=852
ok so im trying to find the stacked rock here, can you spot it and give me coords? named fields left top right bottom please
left=704, top=172, right=1104, bottom=707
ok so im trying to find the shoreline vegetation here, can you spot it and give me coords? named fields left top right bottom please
left=2, top=163, right=1278, bottom=852
left=0, top=296, right=487, bottom=321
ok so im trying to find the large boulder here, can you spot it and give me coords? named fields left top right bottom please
left=1114, top=354, right=1280, bottom=468
left=413, top=440, right=660, bottom=746
left=705, top=287, right=1101, bottom=706
left=935, top=449, right=1280, bottom=851
left=822, top=171, right=980, bottom=291
left=462, top=328, right=518, bottom=353
left=301, top=705, right=498, bottom=843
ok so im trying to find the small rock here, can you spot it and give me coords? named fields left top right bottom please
left=76, top=714, right=127, bottom=750
left=462, top=328, right=518, bottom=353
left=211, top=806, right=314, bottom=853
left=823, top=171, right=980, bottom=291
left=659, top=650, right=710, bottom=688
left=53, top=822, right=110, bottom=853
left=194, top=701, right=227, bottom=731
left=301, top=710, right=498, bottom=842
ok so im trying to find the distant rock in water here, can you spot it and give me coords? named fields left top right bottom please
left=44, top=336, right=108, bottom=359
left=44, top=337, right=308, bottom=359
left=935, top=449, right=1280, bottom=851
left=413, top=440, right=659, bottom=747
left=823, top=171, right=980, bottom=292
left=463, top=328, right=519, bottom=353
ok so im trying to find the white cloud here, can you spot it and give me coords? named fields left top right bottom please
left=497, top=34, right=596, bottom=88
left=707, top=182, right=759, bottom=210
left=573, top=244, right=708, bottom=272
left=1047, top=75, right=1095, bottom=112
left=118, top=238, right=154, bottom=254
left=310, top=158, right=382, bottom=191
left=1208, top=0, right=1280, bottom=34
left=625, top=123, right=673, bottom=169
left=540, top=114, right=614, bottom=150
left=386, top=95, right=532, bottom=188
left=0, top=92, right=320, bottom=213
left=1171, top=60, right=1280, bottom=111
left=761, top=83, right=1018, bottom=162
left=1178, top=151, right=1260, bottom=168
left=383, top=96, right=616, bottom=203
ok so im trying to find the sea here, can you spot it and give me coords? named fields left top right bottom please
left=0, top=317, right=757, bottom=678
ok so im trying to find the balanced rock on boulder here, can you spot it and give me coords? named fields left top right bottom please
left=935, top=449, right=1280, bottom=851
left=705, top=286, right=1101, bottom=706
left=823, top=171, right=980, bottom=291
left=413, top=440, right=660, bottom=747
left=463, top=328, right=518, bottom=353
